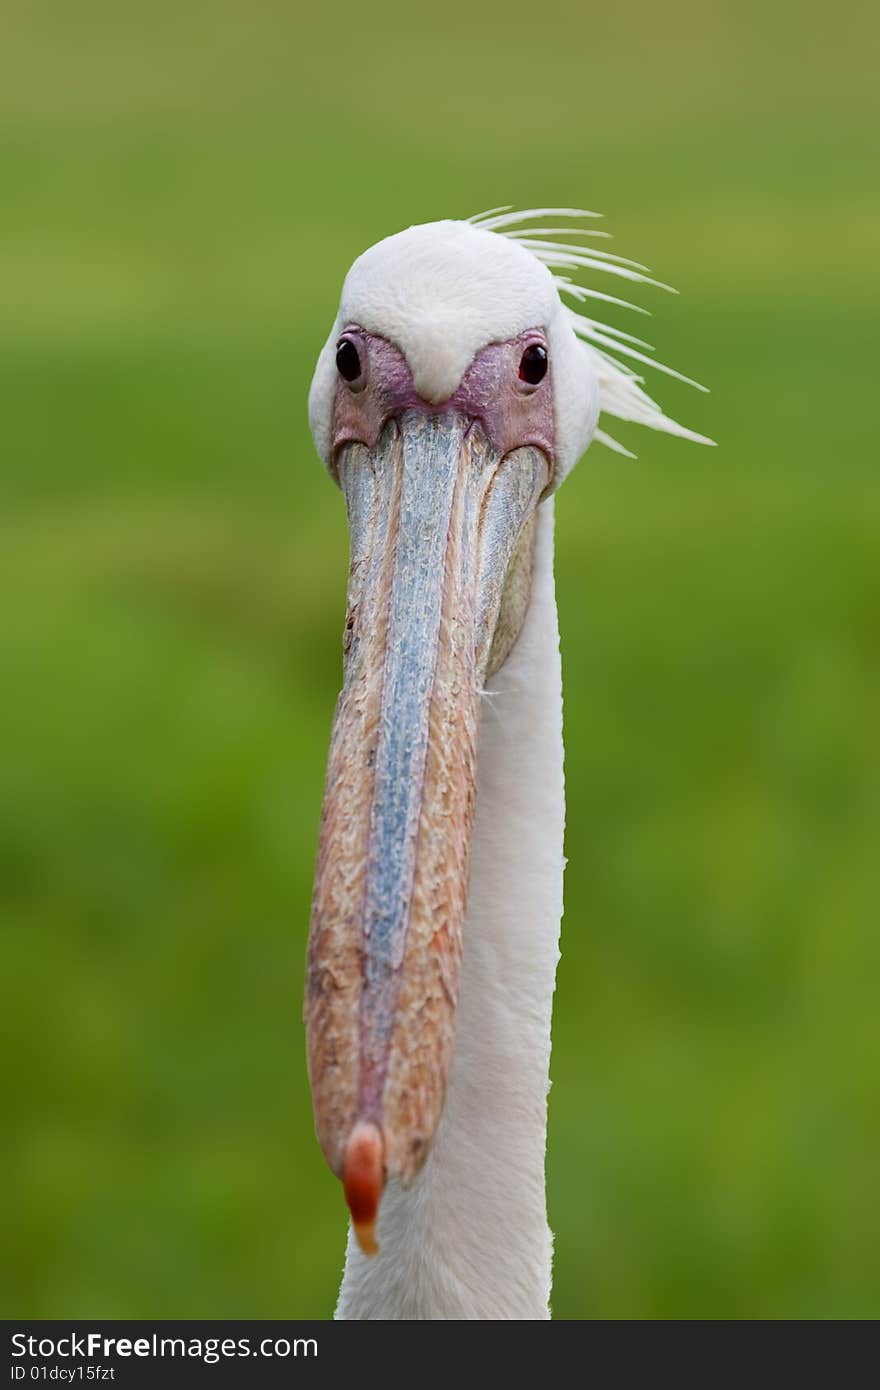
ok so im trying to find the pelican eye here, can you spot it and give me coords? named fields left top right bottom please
left=336, top=337, right=363, bottom=384
left=519, top=343, right=548, bottom=386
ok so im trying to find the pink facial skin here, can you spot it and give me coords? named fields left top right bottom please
left=330, top=328, right=557, bottom=485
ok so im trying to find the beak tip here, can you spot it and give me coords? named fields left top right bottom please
left=352, top=1219, right=380, bottom=1257
left=343, top=1120, right=385, bottom=1258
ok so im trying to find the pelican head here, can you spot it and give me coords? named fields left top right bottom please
left=305, top=210, right=710, bottom=1253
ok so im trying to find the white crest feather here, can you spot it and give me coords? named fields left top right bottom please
left=468, top=207, right=715, bottom=455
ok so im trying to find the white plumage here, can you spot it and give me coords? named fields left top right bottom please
left=467, top=206, right=714, bottom=456
left=307, top=208, right=711, bottom=1319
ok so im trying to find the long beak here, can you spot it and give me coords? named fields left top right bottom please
left=306, top=410, right=548, bottom=1253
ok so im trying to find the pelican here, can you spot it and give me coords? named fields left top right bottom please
left=305, top=208, right=712, bottom=1319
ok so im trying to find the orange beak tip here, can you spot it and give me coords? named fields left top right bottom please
left=343, top=1120, right=385, bottom=1258
left=353, top=1219, right=380, bottom=1257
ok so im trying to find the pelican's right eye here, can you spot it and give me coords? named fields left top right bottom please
left=336, top=337, right=363, bottom=385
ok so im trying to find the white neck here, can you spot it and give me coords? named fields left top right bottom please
left=335, top=500, right=565, bottom=1319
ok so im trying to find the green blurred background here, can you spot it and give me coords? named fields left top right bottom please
left=2, top=0, right=878, bottom=1319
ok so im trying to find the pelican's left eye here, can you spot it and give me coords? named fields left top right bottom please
left=519, top=343, right=548, bottom=386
